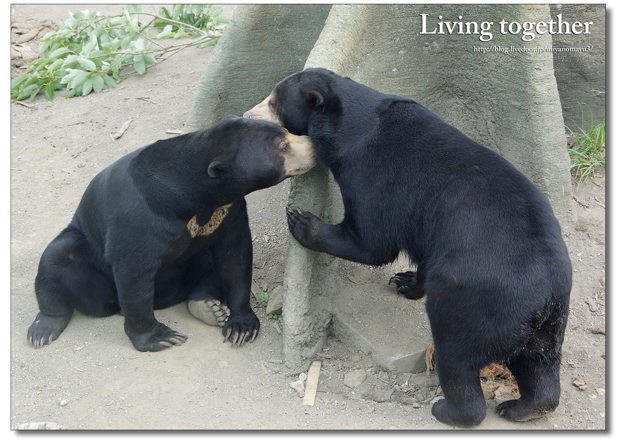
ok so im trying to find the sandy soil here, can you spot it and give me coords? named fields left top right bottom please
left=9, top=4, right=606, bottom=433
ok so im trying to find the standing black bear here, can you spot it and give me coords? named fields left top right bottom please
left=28, top=116, right=316, bottom=352
left=244, top=68, right=572, bottom=427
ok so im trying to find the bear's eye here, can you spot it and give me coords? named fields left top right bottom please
left=278, top=140, right=289, bottom=152
left=269, top=101, right=276, bottom=112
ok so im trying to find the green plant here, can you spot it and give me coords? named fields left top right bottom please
left=11, top=4, right=228, bottom=101
left=566, top=104, right=606, bottom=190
left=255, top=289, right=273, bottom=307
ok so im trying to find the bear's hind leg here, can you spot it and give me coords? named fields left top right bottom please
left=497, top=349, right=562, bottom=421
left=496, top=296, right=568, bottom=421
left=29, top=228, right=119, bottom=348
left=431, top=354, right=487, bottom=427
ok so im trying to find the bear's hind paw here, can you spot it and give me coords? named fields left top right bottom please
left=188, top=299, right=230, bottom=327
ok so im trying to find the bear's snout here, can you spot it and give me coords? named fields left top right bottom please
left=282, top=132, right=316, bottom=176
left=244, top=93, right=281, bottom=125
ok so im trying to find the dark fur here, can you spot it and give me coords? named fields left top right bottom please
left=29, top=117, right=301, bottom=352
left=252, top=68, right=572, bottom=427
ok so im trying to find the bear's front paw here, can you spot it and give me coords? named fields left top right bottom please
left=28, top=312, right=72, bottom=349
left=126, top=320, right=188, bottom=352
left=222, top=312, right=260, bottom=346
left=285, top=206, right=321, bottom=250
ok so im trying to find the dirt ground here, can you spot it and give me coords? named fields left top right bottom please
left=9, top=4, right=607, bottom=433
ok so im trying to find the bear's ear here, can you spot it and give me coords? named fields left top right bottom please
left=208, top=161, right=229, bottom=179
left=305, top=90, right=324, bottom=110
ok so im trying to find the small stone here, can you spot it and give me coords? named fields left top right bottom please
left=266, top=286, right=283, bottom=316
left=344, top=369, right=367, bottom=388
left=372, top=388, right=395, bottom=403
left=574, top=217, right=589, bottom=232
left=59, top=400, right=68, bottom=406
left=573, top=376, right=588, bottom=390
left=395, top=373, right=412, bottom=387
left=290, top=380, right=305, bottom=393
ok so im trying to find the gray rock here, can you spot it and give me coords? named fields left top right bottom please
left=372, top=388, right=395, bottom=403
left=290, top=379, right=305, bottom=393
left=344, top=369, right=367, bottom=388
left=266, top=285, right=283, bottom=316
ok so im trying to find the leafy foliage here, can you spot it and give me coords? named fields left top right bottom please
left=567, top=104, right=606, bottom=189
left=255, top=289, right=273, bottom=307
left=11, top=4, right=228, bottom=101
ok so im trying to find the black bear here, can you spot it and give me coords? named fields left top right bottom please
left=244, top=68, right=572, bottom=427
left=28, top=116, right=316, bottom=352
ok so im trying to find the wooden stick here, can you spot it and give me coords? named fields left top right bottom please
left=302, top=361, right=321, bottom=406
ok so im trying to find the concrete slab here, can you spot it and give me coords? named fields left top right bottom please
left=330, top=279, right=433, bottom=374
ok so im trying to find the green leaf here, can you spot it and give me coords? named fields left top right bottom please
left=45, top=82, right=55, bottom=100
left=11, top=73, right=29, bottom=90
left=48, top=47, right=72, bottom=58
left=82, top=38, right=98, bottom=57
left=144, top=53, right=157, bottom=65
left=18, top=83, right=40, bottom=100
left=39, top=31, right=57, bottom=41
left=133, top=54, right=146, bottom=75
left=172, top=4, right=185, bottom=18
left=198, top=38, right=219, bottom=48
left=155, top=24, right=175, bottom=39
left=89, top=49, right=110, bottom=59
left=29, top=85, right=44, bottom=101
left=110, top=16, right=126, bottom=26
left=210, top=5, right=224, bottom=17
left=47, top=58, right=65, bottom=72
left=38, top=39, right=51, bottom=54
left=189, top=4, right=203, bottom=16
left=132, top=37, right=145, bottom=51
left=60, top=70, right=77, bottom=85
left=76, top=56, right=96, bottom=71
left=22, top=75, right=40, bottom=88
left=101, top=41, right=119, bottom=51
left=158, top=7, right=172, bottom=19
left=82, top=77, right=93, bottom=96
left=92, top=74, right=104, bottom=93
left=68, top=70, right=89, bottom=89
left=66, top=16, right=78, bottom=30
left=126, top=4, right=144, bottom=14
left=103, top=75, right=117, bottom=88
left=120, top=34, right=133, bottom=50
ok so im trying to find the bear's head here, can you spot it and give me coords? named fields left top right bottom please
left=204, top=116, right=316, bottom=196
left=243, top=68, right=340, bottom=136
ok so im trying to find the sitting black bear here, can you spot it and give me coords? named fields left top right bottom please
left=28, top=116, right=315, bottom=352
left=244, top=68, right=572, bottom=427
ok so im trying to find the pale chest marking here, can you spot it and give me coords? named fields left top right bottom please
left=187, top=204, right=232, bottom=238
